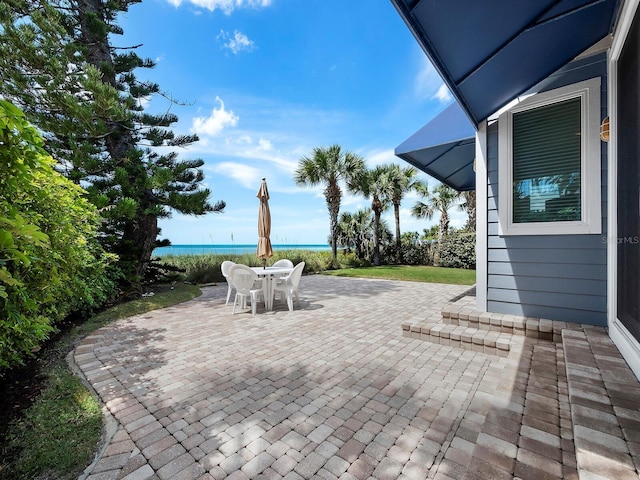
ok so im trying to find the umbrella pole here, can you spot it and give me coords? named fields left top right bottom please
left=262, top=258, right=266, bottom=269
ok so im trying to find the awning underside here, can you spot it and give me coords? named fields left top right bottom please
left=396, top=137, right=475, bottom=191
left=392, top=0, right=620, bottom=127
left=395, top=102, right=476, bottom=191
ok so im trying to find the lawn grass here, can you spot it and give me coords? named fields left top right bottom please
left=322, top=265, right=476, bottom=285
left=2, top=366, right=103, bottom=480
left=0, top=283, right=201, bottom=480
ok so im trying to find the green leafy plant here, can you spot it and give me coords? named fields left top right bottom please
left=0, top=100, right=116, bottom=371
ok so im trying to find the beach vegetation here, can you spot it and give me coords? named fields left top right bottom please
left=438, top=231, right=476, bottom=269
left=158, top=234, right=474, bottom=285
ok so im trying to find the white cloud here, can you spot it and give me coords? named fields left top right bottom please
left=364, top=148, right=398, bottom=167
left=432, top=84, right=453, bottom=104
left=210, top=161, right=261, bottom=188
left=166, top=0, right=271, bottom=14
left=218, top=30, right=255, bottom=54
left=414, top=58, right=454, bottom=106
left=341, top=191, right=367, bottom=210
left=136, top=95, right=152, bottom=110
left=191, top=97, right=239, bottom=136
left=258, top=137, right=273, bottom=151
left=222, top=135, right=296, bottom=172
left=449, top=209, right=467, bottom=229
left=414, top=60, right=442, bottom=100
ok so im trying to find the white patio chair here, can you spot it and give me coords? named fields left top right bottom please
left=274, top=261, right=305, bottom=311
left=272, top=258, right=294, bottom=269
left=221, top=260, right=236, bottom=306
left=229, top=264, right=263, bottom=316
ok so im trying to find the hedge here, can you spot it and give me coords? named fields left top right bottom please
left=0, top=101, right=116, bottom=371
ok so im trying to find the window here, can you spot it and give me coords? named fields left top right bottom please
left=498, top=77, right=602, bottom=235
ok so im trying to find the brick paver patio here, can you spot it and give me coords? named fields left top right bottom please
left=73, top=275, right=640, bottom=480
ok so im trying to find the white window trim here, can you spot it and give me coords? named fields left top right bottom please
left=498, top=77, right=602, bottom=235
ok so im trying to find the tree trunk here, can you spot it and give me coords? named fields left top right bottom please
left=439, top=210, right=450, bottom=239
left=394, top=200, right=401, bottom=263
left=121, top=213, right=159, bottom=280
left=324, top=181, right=341, bottom=264
left=464, top=191, right=476, bottom=232
left=372, top=196, right=382, bottom=266
left=77, top=0, right=115, bottom=85
left=76, top=0, right=133, bottom=161
left=77, top=0, right=153, bottom=280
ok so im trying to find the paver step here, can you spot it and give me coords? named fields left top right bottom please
left=441, top=295, right=581, bottom=342
left=402, top=295, right=582, bottom=355
left=402, top=320, right=519, bottom=356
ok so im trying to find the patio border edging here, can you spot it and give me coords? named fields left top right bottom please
left=66, top=349, right=122, bottom=480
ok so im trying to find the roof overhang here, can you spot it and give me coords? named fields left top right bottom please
left=395, top=102, right=476, bottom=191
left=391, top=0, right=621, bottom=126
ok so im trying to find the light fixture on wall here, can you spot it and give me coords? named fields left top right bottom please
left=600, top=116, right=610, bottom=142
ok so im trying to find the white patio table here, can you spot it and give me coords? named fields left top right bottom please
left=250, top=266, right=293, bottom=311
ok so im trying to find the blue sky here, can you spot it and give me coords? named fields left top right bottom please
left=118, top=0, right=466, bottom=245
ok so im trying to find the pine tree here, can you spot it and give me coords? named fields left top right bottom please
left=0, top=0, right=225, bottom=289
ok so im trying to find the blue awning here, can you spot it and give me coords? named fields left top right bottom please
left=391, top=0, right=620, bottom=127
left=395, top=102, right=476, bottom=191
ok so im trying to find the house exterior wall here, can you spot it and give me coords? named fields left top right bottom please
left=485, top=56, right=608, bottom=325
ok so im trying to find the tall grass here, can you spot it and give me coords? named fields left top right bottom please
left=159, top=249, right=339, bottom=284
left=159, top=249, right=476, bottom=286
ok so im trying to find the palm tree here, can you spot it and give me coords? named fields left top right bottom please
left=294, top=145, right=365, bottom=264
left=459, top=191, right=476, bottom=232
left=336, top=211, right=357, bottom=255
left=348, top=165, right=394, bottom=266
left=412, top=183, right=461, bottom=240
left=336, top=208, right=374, bottom=261
left=388, top=165, right=421, bottom=262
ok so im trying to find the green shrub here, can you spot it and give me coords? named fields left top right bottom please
left=377, top=232, right=438, bottom=266
left=438, top=232, right=476, bottom=269
left=339, top=251, right=371, bottom=268
left=401, top=242, right=432, bottom=266
left=0, top=100, right=116, bottom=371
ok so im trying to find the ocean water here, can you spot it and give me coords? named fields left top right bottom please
left=154, top=244, right=330, bottom=256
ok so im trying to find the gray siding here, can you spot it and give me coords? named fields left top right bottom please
left=485, top=56, right=608, bottom=325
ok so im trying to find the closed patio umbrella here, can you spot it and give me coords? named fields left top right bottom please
left=256, top=178, right=273, bottom=268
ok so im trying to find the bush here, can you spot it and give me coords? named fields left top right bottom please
left=402, top=242, right=434, bottom=266
left=338, top=251, right=371, bottom=268
left=381, top=232, right=438, bottom=266
left=0, top=100, right=116, bottom=371
left=437, top=232, right=476, bottom=269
